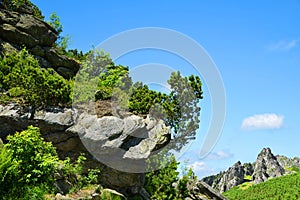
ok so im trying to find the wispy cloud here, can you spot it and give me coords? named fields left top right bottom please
left=188, top=161, right=206, bottom=171
left=241, top=113, right=284, bottom=130
left=267, top=39, right=300, bottom=51
left=207, top=150, right=233, bottom=160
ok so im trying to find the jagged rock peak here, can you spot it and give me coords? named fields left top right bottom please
left=252, top=147, right=284, bottom=184
left=258, top=147, right=273, bottom=157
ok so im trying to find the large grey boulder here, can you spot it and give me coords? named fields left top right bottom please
left=186, top=180, right=227, bottom=200
left=72, top=113, right=170, bottom=173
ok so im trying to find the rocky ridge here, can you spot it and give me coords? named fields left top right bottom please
left=0, top=7, right=80, bottom=78
left=202, top=147, right=300, bottom=193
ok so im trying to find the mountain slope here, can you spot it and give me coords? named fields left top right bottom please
left=202, top=148, right=300, bottom=192
left=222, top=172, right=300, bottom=200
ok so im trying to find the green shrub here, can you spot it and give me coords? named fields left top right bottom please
left=0, top=48, right=72, bottom=109
left=5, top=126, right=58, bottom=186
left=145, top=154, right=194, bottom=200
left=60, top=155, right=100, bottom=193
left=0, top=126, right=58, bottom=198
left=145, top=155, right=179, bottom=200
left=0, top=145, right=19, bottom=196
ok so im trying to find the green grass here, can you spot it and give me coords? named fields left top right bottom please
left=244, top=175, right=252, bottom=181
left=285, top=166, right=300, bottom=173
left=223, top=172, right=300, bottom=200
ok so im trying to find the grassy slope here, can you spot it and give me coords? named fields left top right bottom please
left=223, top=173, right=300, bottom=200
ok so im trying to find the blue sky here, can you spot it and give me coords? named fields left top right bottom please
left=32, top=0, right=300, bottom=178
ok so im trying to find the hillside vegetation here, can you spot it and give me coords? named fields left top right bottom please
left=223, top=172, right=300, bottom=200
left=0, top=0, right=205, bottom=199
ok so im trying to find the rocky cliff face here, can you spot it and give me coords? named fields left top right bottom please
left=0, top=104, right=170, bottom=198
left=202, top=147, right=299, bottom=192
left=0, top=8, right=80, bottom=78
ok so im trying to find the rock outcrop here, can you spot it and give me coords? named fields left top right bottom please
left=186, top=180, right=227, bottom=200
left=276, top=155, right=300, bottom=173
left=252, top=147, right=284, bottom=184
left=202, top=161, right=246, bottom=193
left=0, top=8, right=80, bottom=78
left=202, top=147, right=295, bottom=193
left=0, top=104, right=170, bottom=198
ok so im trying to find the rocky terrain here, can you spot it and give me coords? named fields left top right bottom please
left=0, top=104, right=171, bottom=198
left=0, top=4, right=229, bottom=199
left=202, top=147, right=300, bottom=193
left=0, top=5, right=80, bottom=78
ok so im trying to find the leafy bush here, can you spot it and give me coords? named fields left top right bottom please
left=0, top=48, right=72, bottom=109
left=61, top=155, right=100, bottom=193
left=0, top=126, right=58, bottom=199
left=145, top=154, right=194, bottom=200
left=145, top=155, right=179, bottom=200
left=5, top=126, right=58, bottom=186
left=0, top=145, right=19, bottom=196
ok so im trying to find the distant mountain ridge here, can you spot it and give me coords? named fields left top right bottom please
left=202, top=147, right=300, bottom=193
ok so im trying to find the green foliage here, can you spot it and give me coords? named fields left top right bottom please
left=73, top=50, right=132, bottom=103
left=5, top=126, right=58, bottom=185
left=0, top=126, right=58, bottom=199
left=145, top=155, right=179, bottom=200
left=167, top=71, right=202, bottom=151
left=0, top=145, right=19, bottom=196
left=244, top=175, right=252, bottom=181
left=48, top=12, right=63, bottom=35
left=0, top=126, right=102, bottom=198
left=286, top=165, right=300, bottom=173
left=129, top=71, right=203, bottom=151
left=223, top=172, right=300, bottom=200
left=101, top=190, right=124, bottom=200
left=61, top=155, right=86, bottom=192
left=145, top=154, right=194, bottom=200
left=48, top=12, right=70, bottom=52
left=0, top=48, right=72, bottom=109
left=128, top=82, right=168, bottom=115
left=177, top=168, right=194, bottom=199
left=61, top=155, right=100, bottom=193
left=1, top=0, right=44, bottom=19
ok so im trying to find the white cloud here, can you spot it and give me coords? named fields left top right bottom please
left=188, top=161, right=206, bottom=171
left=241, top=113, right=284, bottom=130
left=268, top=39, right=300, bottom=51
left=207, top=150, right=233, bottom=160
